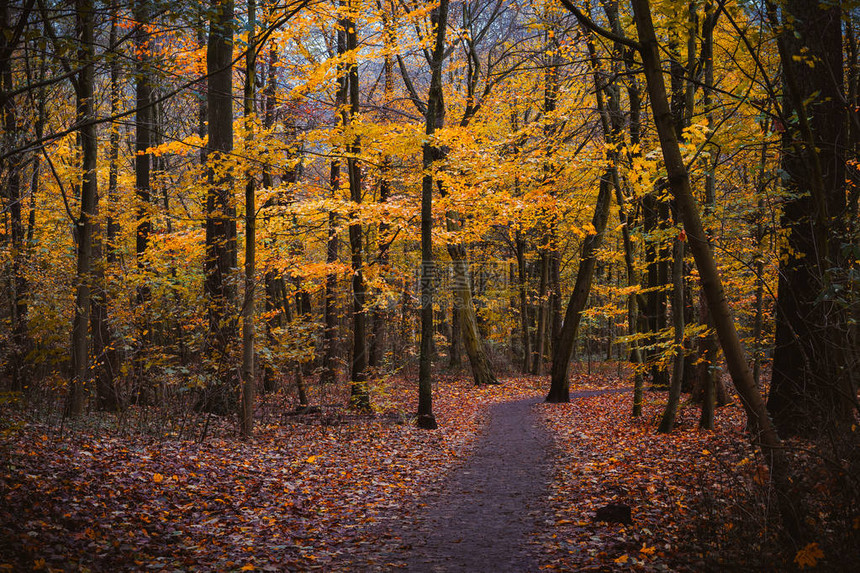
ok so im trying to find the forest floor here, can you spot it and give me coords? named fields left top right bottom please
left=1, top=364, right=855, bottom=572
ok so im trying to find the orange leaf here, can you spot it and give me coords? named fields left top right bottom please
left=614, top=554, right=629, bottom=564
left=152, top=473, right=164, bottom=484
left=794, top=542, right=824, bottom=569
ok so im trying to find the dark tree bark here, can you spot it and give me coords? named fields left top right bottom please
left=642, top=192, right=670, bottom=389
left=546, top=25, right=617, bottom=403
left=261, top=45, right=280, bottom=394
left=240, top=0, right=257, bottom=439
left=546, top=176, right=612, bottom=402
left=369, top=2, right=396, bottom=375
left=134, top=0, right=152, bottom=299
left=320, top=19, right=345, bottom=386
left=0, top=0, right=33, bottom=392
left=131, top=0, right=154, bottom=404
left=66, top=0, right=98, bottom=416
left=417, top=0, right=450, bottom=430
left=696, top=2, right=720, bottom=429
left=515, top=231, right=531, bottom=373
left=658, top=236, right=685, bottom=433
left=766, top=0, right=854, bottom=438
left=601, top=0, right=645, bottom=416
left=92, top=6, right=121, bottom=412
left=344, top=0, right=371, bottom=412
left=201, top=0, right=238, bottom=415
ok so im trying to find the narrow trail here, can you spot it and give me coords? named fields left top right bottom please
left=362, top=388, right=632, bottom=571
left=395, top=397, right=551, bottom=572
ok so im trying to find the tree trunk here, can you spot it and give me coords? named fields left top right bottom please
left=696, top=3, right=719, bottom=428
left=546, top=172, right=613, bottom=402
left=643, top=192, right=670, bottom=389
left=417, top=0, right=450, bottom=430
left=515, top=232, right=531, bottom=373
left=132, top=0, right=153, bottom=402
left=448, top=301, right=462, bottom=368
left=66, top=0, right=98, bottom=417
left=448, top=247, right=498, bottom=384
left=546, top=27, right=618, bottom=403
left=320, top=19, right=345, bottom=386
left=201, top=0, right=238, bottom=415
left=766, top=0, right=853, bottom=438
left=600, top=0, right=645, bottom=414
left=0, top=1, right=31, bottom=392
left=240, top=0, right=257, bottom=438
left=658, top=237, right=685, bottom=433
left=531, top=252, right=548, bottom=375
left=344, top=0, right=371, bottom=412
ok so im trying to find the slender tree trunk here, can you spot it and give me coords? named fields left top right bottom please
left=532, top=253, right=548, bottom=375
left=547, top=172, right=613, bottom=402
left=134, top=0, right=152, bottom=297
left=321, top=22, right=344, bottom=386
left=515, top=232, right=531, bottom=373
left=692, top=2, right=720, bottom=428
left=658, top=236, right=685, bottom=433
left=448, top=301, right=462, bottom=368
left=240, top=0, right=257, bottom=438
left=197, top=13, right=207, bottom=167
left=417, top=0, right=450, bottom=430
left=601, top=0, right=645, bottom=415
left=67, top=0, right=98, bottom=416
left=369, top=2, right=396, bottom=374
left=448, top=246, right=498, bottom=384
left=344, top=0, right=371, bottom=412
left=546, top=27, right=618, bottom=403
left=90, top=8, right=121, bottom=411
left=132, top=0, right=153, bottom=402
left=261, top=46, right=279, bottom=393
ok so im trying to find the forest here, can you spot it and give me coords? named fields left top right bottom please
left=0, top=0, right=858, bottom=570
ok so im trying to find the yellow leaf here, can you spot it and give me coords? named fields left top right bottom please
left=152, top=473, right=164, bottom=483
left=794, top=542, right=824, bottom=569
left=640, top=544, right=656, bottom=555
left=306, top=455, right=318, bottom=463
left=614, top=554, right=629, bottom=564
left=241, top=565, right=255, bottom=571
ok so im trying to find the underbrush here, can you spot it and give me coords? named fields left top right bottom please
left=539, top=378, right=860, bottom=572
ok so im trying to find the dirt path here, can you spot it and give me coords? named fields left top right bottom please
left=392, top=397, right=550, bottom=572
